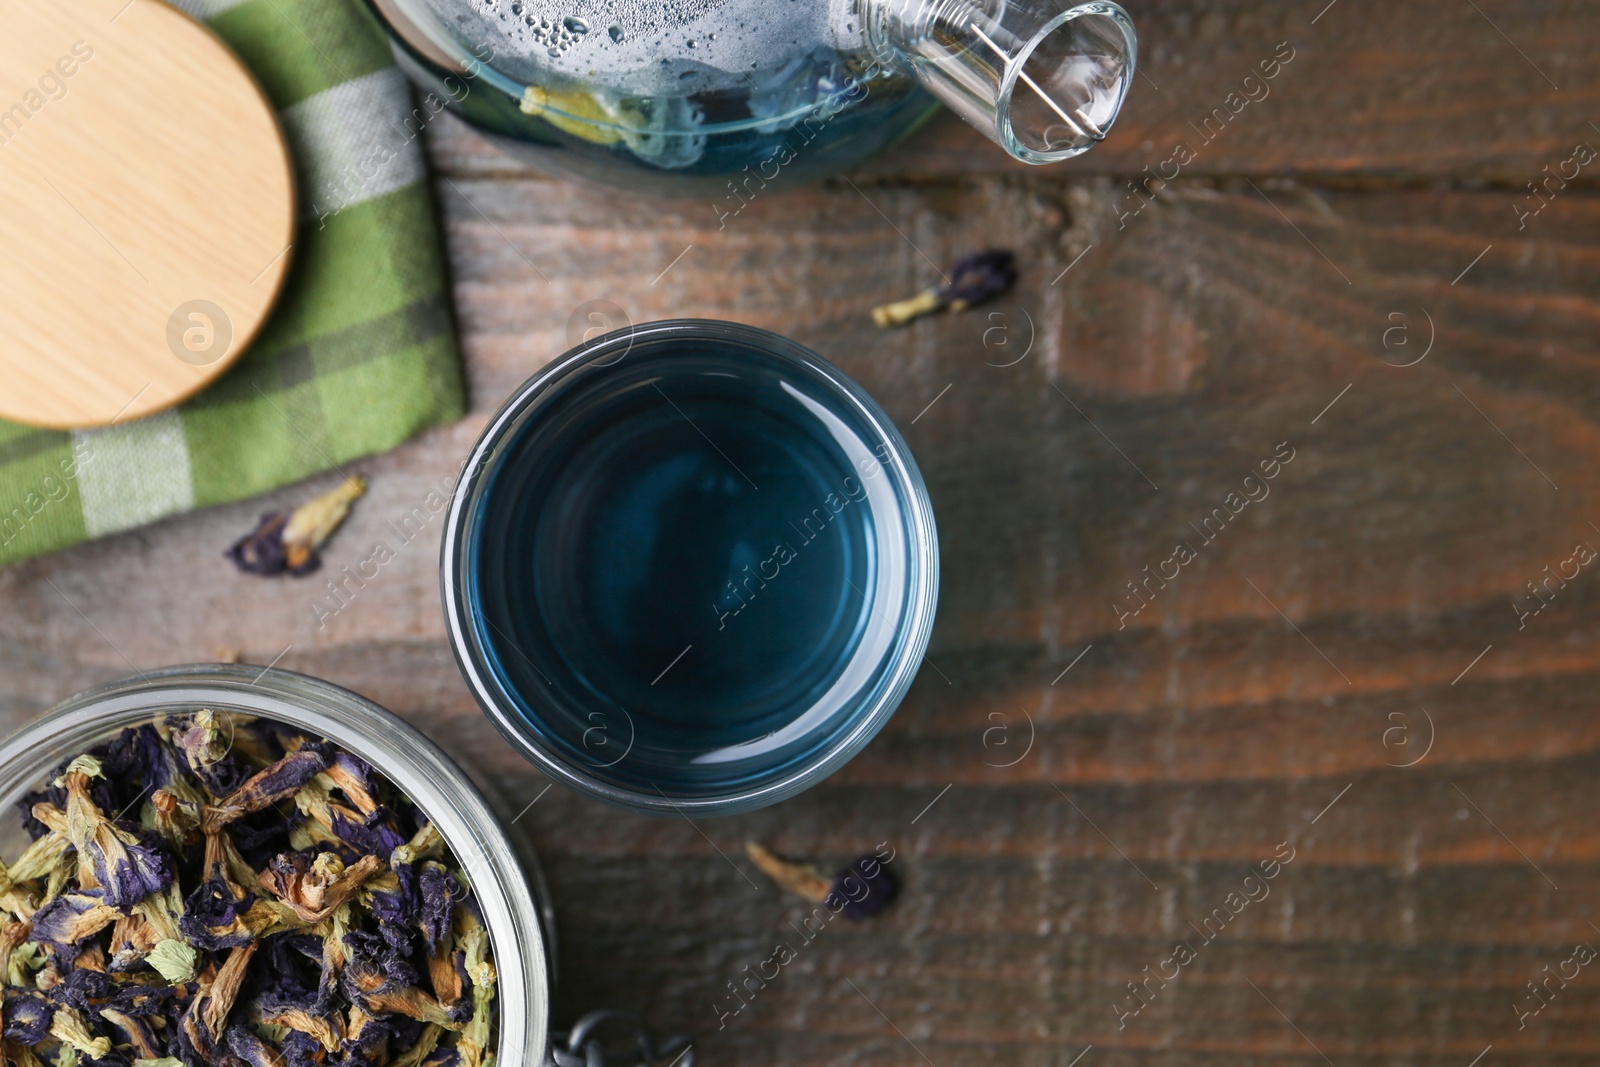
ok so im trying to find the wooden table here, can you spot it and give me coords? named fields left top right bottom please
left=5, top=1, right=1600, bottom=1062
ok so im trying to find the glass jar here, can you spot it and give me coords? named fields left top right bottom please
left=0, top=664, right=555, bottom=1066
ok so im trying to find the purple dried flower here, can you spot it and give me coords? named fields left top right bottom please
left=825, top=854, right=898, bottom=920
left=179, top=875, right=259, bottom=952
left=342, top=932, right=457, bottom=1029
left=256, top=986, right=346, bottom=1049
left=100, top=724, right=173, bottom=805
left=260, top=851, right=385, bottom=924
left=331, top=808, right=407, bottom=859
left=325, top=752, right=380, bottom=815
left=428, top=949, right=472, bottom=1027
left=365, top=871, right=418, bottom=953
left=256, top=933, right=322, bottom=1000
left=101, top=1006, right=164, bottom=1061
left=226, top=512, right=300, bottom=576
left=417, top=863, right=457, bottom=954
left=226, top=477, right=367, bottom=577
left=4, top=992, right=54, bottom=1044
left=871, top=248, right=1018, bottom=327
left=227, top=1024, right=287, bottom=1067
left=279, top=1029, right=328, bottom=1067
left=942, top=249, right=1016, bottom=310
left=202, top=742, right=334, bottom=834
left=226, top=807, right=301, bottom=871
left=48, top=967, right=115, bottom=1011
left=170, top=711, right=248, bottom=796
left=31, top=891, right=119, bottom=945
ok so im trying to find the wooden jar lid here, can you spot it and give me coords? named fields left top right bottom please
left=0, top=0, right=295, bottom=429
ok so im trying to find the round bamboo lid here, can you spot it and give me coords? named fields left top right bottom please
left=0, top=0, right=295, bottom=429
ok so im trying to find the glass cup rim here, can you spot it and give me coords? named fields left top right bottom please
left=441, top=318, right=941, bottom=816
left=0, top=663, right=551, bottom=1065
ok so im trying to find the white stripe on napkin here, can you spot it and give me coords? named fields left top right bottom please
left=281, top=68, right=429, bottom=221
left=72, top=411, right=196, bottom=538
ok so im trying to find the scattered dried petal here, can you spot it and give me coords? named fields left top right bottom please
left=943, top=249, right=1017, bottom=311
left=826, top=853, right=898, bottom=921
left=744, top=842, right=832, bottom=902
left=227, top=477, right=367, bottom=577
left=870, top=249, right=1017, bottom=326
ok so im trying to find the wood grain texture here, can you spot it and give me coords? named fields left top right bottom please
left=0, top=0, right=294, bottom=429
left=3, top=1, right=1600, bottom=1063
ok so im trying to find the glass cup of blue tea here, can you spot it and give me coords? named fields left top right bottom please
left=443, top=319, right=939, bottom=815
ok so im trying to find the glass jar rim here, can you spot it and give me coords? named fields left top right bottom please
left=0, top=664, right=552, bottom=1066
left=441, top=319, right=941, bottom=816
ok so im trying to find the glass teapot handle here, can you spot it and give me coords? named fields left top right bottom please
left=546, top=1009, right=696, bottom=1067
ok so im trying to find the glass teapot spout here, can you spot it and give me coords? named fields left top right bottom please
left=861, top=0, right=1136, bottom=163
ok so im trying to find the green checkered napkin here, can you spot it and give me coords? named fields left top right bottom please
left=0, top=0, right=464, bottom=567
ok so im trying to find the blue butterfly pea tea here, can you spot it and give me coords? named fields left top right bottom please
left=444, top=320, right=940, bottom=816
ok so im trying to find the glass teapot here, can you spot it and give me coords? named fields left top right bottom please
left=364, top=0, right=1135, bottom=193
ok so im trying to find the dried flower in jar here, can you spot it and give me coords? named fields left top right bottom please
left=1, top=712, right=496, bottom=1067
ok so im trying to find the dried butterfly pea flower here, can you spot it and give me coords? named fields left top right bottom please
left=168, top=711, right=247, bottom=798
left=46, top=1006, right=111, bottom=1061
left=415, top=865, right=457, bottom=957
left=100, top=1007, right=162, bottom=1061
left=343, top=968, right=459, bottom=1030
left=60, top=763, right=171, bottom=909
left=178, top=871, right=270, bottom=952
left=323, top=754, right=379, bottom=816
left=30, top=893, right=119, bottom=946
left=359, top=871, right=416, bottom=954
left=871, top=248, right=1018, bottom=327
left=201, top=744, right=334, bottom=835
left=745, top=842, right=898, bottom=921
left=944, top=249, right=1018, bottom=311
left=1, top=717, right=496, bottom=1067
left=331, top=809, right=407, bottom=861
left=226, top=476, right=367, bottom=577
left=224, top=1024, right=284, bottom=1067
left=389, top=1024, right=444, bottom=1067
left=276, top=1030, right=326, bottom=1067
left=252, top=995, right=345, bottom=1054
left=260, top=852, right=385, bottom=925
left=826, top=854, right=898, bottom=920
left=344, top=1004, right=406, bottom=1064
left=5, top=992, right=55, bottom=1044
left=47, top=967, right=114, bottom=1012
